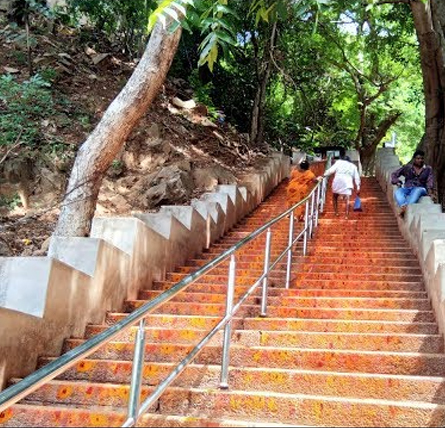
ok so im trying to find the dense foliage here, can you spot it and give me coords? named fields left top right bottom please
left=1, top=0, right=426, bottom=166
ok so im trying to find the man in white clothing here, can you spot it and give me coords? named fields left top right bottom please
left=318, top=155, right=361, bottom=218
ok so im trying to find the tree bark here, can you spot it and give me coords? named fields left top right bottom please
left=411, top=0, right=445, bottom=204
left=250, top=21, right=278, bottom=146
left=53, top=20, right=182, bottom=237
left=359, top=112, right=402, bottom=175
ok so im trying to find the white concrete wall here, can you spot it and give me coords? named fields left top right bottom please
left=0, top=152, right=290, bottom=389
left=375, top=148, right=445, bottom=335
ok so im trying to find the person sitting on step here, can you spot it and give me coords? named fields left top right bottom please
left=391, top=149, right=434, bottom=218
left=286, top=159, right=318, bottom=221
left=318, top=154, right=361, bottom=219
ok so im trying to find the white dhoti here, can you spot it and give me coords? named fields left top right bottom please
left=325, top=160, right=361, bottom=196
left=332, top=173, right=354, bottom=195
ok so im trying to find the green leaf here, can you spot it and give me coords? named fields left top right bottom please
left=215, top=30, right=237, bottom=46
left=147, top=0, right=193, bottom=33
left=215, top=4, right=239, bottom=18
left=276, top=1, right=288, bottom=20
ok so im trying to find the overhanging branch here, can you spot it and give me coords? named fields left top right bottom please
left=374, top=0, right=411, bottom=5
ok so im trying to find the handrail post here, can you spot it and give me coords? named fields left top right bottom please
left=309, top=191, right=316, bottom=238
left=315, top=185, right=322, bottom=228
left=220, top=255, right=236, bottom=389
left=285, top=212, right=295, bottom=289
left=125, top=319, right=146, bottom=427
left=321, top=178, right=327, bottom=213
left=260, top=228, right=273, bottom=317
left=303, top=201, right=309, bottom=256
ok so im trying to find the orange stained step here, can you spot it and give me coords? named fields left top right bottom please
left=2, top=177, right=445, bottom=427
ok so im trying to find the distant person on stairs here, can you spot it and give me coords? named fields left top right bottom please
left=318, top=155, right=361, bottom=219
left=391, top=149, right=434, bottom=218
left=287, top=159, right=318, bottom=221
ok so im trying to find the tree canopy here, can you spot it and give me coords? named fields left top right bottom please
left=2, top=0, right=443, bottom=236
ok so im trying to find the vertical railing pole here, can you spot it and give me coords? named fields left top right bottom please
left=126, top=319, right=146, bottom=427
left=309, top=192, right=316, bottom=238
left=285, top=211, right=295, bottom=290
left=321, top=178, right=327, bottom=213
left=260, top=228, right=273, bottom=317
left=303, top=201, right=309, bottom=256
left=220, top=255, right=236, bottom=389
left=315, top=185, right=322, bottom=228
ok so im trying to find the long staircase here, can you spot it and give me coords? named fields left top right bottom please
left=2, top=177, right=445, bottom=427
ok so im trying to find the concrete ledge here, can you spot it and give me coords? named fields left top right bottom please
left=429, top=262, right=445, bottom=335
left=0, top=258, right=92, bottom=389
left=238, top=186, right=255, bottom=215
left=375, top=148, right=445, bottom=336
left=127, top=214, right=192, bottom=278
left=0, top=150, right=290, bottom=390
left=214, top=185, right=246, bottom=220
left=159, top=206, right=207, bottom=257
left=200, top=192, right=236, bottom=234
left=0, top=258, right=52, bottom=318
left=191, top=199, right=225, bottom=246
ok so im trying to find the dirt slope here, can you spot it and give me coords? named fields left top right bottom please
left=0, top=19, right=273, bottom=256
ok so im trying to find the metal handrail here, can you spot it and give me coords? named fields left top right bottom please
left=0, top=157, right=332, bottom=426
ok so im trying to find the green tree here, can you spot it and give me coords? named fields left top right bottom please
left=67, top=0, right=154, bottom=58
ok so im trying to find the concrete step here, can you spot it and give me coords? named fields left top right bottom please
left=304, top=249, right=415, bottom=257
left=150, top=387, right=445, bottom=427
left=166, top=271, right=422, bottom=284
left=60, top=340, right=445, bottom=377
left=177, top=264, right=422, bottom=276
left=105, top=313, right=237, bottom=329
left=207, top=243, right=411, bottom=252
left=105, top=314, right=439, bottom=335
left=11, top=382, right=445, bottom=427
left=221, top=236, right=407, bottom=244
left=142, top=293, right=432, bottom=311
left=140, top=290, right=259, bottom=304
left=83, top=325, right=443, bottom=353
left=204, top=248, right=417, bottom=258
left=163, top=273, right=276, bottom=286
left=123, top=300, right=435, bottom=321
left=223, top=233, right=407, bottom=241
left=277, top=296, right=431, bottom=311
left=140, top=292, right=432, bottom=311
left=1, top=404, right=299, bottom=427
left=190, top=256, right=420, bottom=268
left=141, top=287, right=428, bottom=300
left=294, top=272, right=423, bottom=282
left=152, top=279, right=425, bottom=292
left=21, top=363, right=445, bottom=404
left=245, top=318, right=439, bottom=335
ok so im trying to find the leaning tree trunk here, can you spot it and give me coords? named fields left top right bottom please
left=53, top=20, right=182, bottom=237
left=411, top=0, right=445, bottom=205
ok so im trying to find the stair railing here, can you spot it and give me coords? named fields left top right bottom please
left=0, top=157, right=332, bottom=427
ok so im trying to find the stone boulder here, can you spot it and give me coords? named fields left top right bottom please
left=126, top=165, right=195, bottom=209
left=0, top=238, right=12, bottom=257
left=193, top=166, right=237, bottom=191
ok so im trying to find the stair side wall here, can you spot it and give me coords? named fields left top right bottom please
left=375, top=148, right=445, bottom=335
left=0, top=152, right=290, bottom=390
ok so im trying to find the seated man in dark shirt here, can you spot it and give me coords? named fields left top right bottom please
left=391, top=149, right=434, bottom=217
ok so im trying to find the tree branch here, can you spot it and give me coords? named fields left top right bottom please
left=374, top=0, right=411, bottom=5
left=0, top=131, right=23, bottom=166
left=373, top=112, right=403, bottom=146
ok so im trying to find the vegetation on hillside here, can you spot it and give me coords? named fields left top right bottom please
left=1, top=0, right=444, bottom=242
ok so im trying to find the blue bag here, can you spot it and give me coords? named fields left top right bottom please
left=353, top=196, right=363, bottom=212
